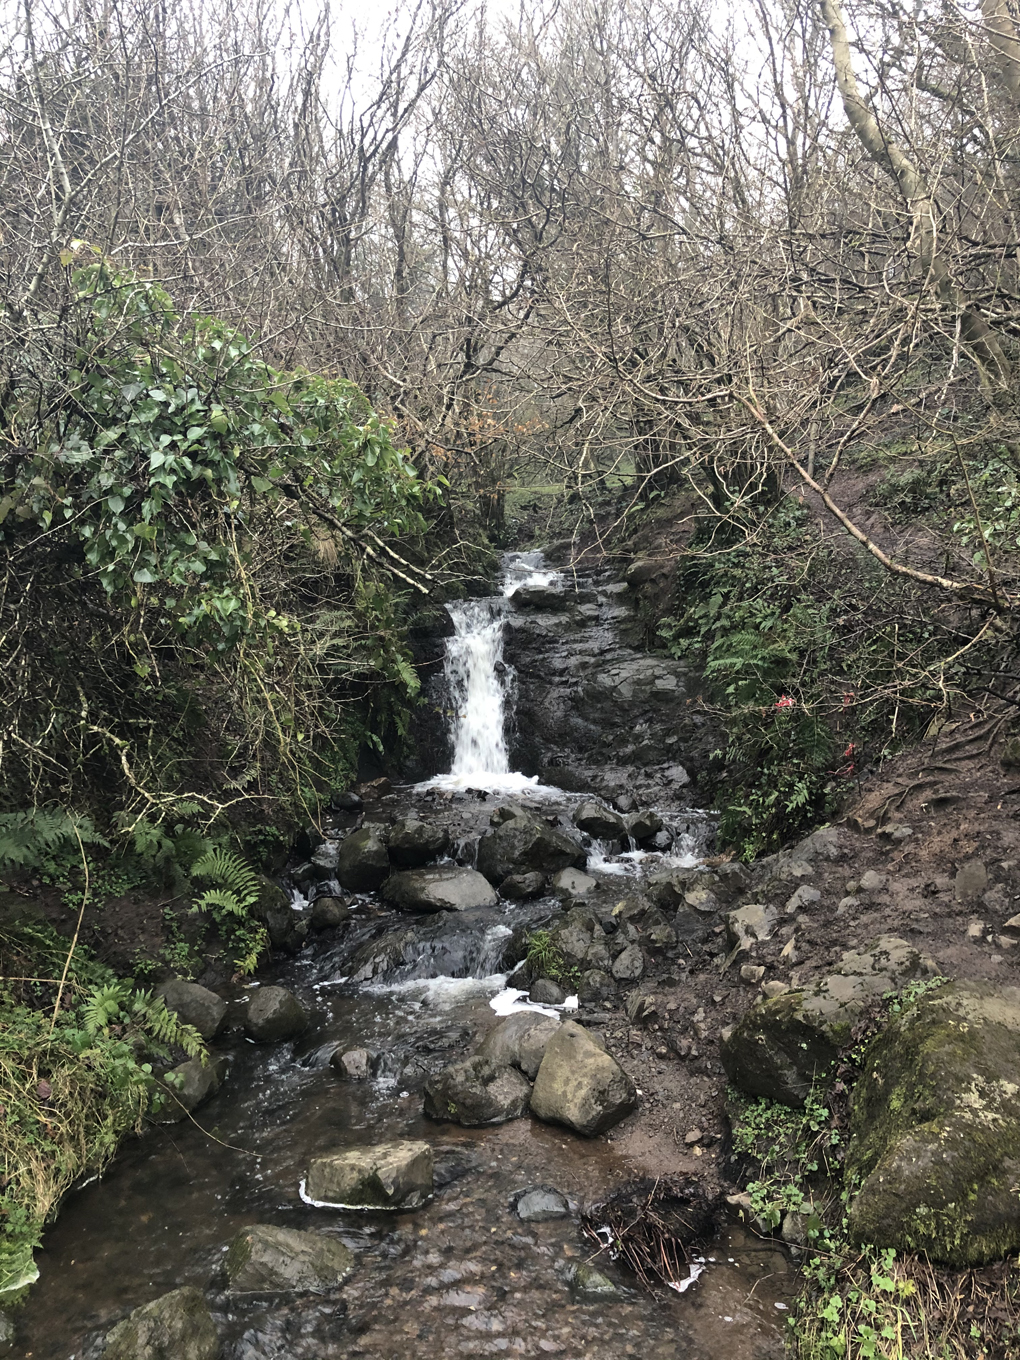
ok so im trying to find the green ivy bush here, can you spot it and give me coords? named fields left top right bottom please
left=0, top=245, right=433, bottom=819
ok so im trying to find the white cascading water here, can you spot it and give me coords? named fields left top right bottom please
left=423, top=552, right=559, bottom=795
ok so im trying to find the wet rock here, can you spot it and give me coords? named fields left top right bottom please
left=424, top=1056, right=532, bottom=1126
left=253, top=876, right=305, bottom=953
left=500, top=871, right=547, bottom=900
left=611, top=944, right=645, bottom=982
left=551, top=912, right=597, bottom=967
left=381, top=867, right=498, bottom=913
left=848, top=981, right=1020, bottom=1265
left=530, top=978, right=567, bottom=1005
left=354, top=777, right=391, bottom=801
left=102, top=1286, right=219, bottom=1360
left=514, top=582, right=571, bottom=609
left=244, top=986, right=308, bottom=1043
left=551, top=867, right=597, bottom=897
left=577, top=969, right=616, bottom=1002
left=627, top=809, right=664, bottom=842
left=571, top=1263, right=622, bottom=1301
left=309, top=895, right=350, bottom=930
left=573, top=800, right=628, bottom=840
left=310, top=842, right=340, bottom=880
left=156, top=979, right=226, bottom=1040
left=225, top=1224, right=354, bottom=1293
left=478, top=1012, right=561, bottom=1079
left=305, top=1141, right=433, bottom=1210
left=387, top=816, right=451, bottom=868
left=531, top=1020, right=637, bottom=1136
left=154, top=1054, right=228, bottom=1124
left=330, top=789, right=363, bottom=812
left=336, top=825, right=390, bottom=893
left=721, top=935, right=937, bottom=1105
left=955, top=860, right=989, bottom=904
left=330, top=1048, right=372, bottom=1081
left=513, top=1186, right=571, bottom=1222
left=613, top=792, right=637, bottom=813
left=476, top=813, right=584, bottom=885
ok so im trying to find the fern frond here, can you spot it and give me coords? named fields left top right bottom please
left=190, top=849, right=259, bottom=908
left=193, top=887, right=246, bottom=918
left=0, top=807, right=108, bottom=871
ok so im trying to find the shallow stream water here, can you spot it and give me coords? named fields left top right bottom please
left=14, top=555, right=791, bottom=1360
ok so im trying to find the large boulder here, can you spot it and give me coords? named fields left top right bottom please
left=530, top=1021, right=637, bottom=1136
left=381, top=867, right=497, bottom=913
left=153, top=1054, right=228, bottom=1124
left=305, top=1141, right=433, bottom=1210
left=102, top=1286, right=220, bottom=1360
left=476, top=814, right=584, bottom=886
left=424, top=1056, right=532, bottom=1126
left=156, top=980, right=226, bottom=1040
left=336, top=826, right=390, bottom=893
left=500, top=871, right=547, bottom=900
left=477, top=1013, right=561, bottom=1079
left=224, top=1224, right=354, bottom=1294
left=387, top=817, right=451, bottom=867
left=627, top=809, right=664, bottom=843
left=721, top=936, right=936, bottom=1106
left=243, top=986, right=308, bottom=1043
left=847, top=982, right=1020, bottom=1266
left=573, top=800, right=628, bottom=840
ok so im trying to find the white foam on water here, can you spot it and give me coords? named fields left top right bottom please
left=365, top=973, right=509, bottom=1006
left=489, top=986, right=579, bottom=1018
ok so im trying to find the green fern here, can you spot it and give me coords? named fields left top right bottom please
left=80, top=982, right=205, bottom=1060
left=193, top=887, right=249, bottom=918
left=190, top=848, right=266, bottom=976
left=0, top=807, right=108, bottom=872
left=190, top=849, right=260, bottom=907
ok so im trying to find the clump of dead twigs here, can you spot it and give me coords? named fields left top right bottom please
left=580, top=1176, right=717, bottom=1293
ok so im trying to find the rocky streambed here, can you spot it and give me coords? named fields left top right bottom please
left=13, top=553, right=1020, bottom=1360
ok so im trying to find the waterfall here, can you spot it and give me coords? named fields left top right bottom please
left=422, top=552, right=559, bottom=794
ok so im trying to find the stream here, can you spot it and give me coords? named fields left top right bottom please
left=15, top=553, right=790, bottom=1360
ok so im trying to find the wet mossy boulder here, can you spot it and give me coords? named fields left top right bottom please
left=847, top=982, right=1020, bottom=1266
left=336, top=825, right=390, bottom=892
left=102, top=1286, right=220, bottom=1360
left=476, top=812, right=584, bottom=886
left=381, top=867, right=497, bottom=913
left=156, top=979, right=226, bottom=1039
left=153, top=1054, right=229, bottom=1124
left=305, top=1141, right=433, bottom=1210
left=387, top=816, right=451, bottom=868
left=423, top=1055, right=532, bottom=1126
left=721, top=936, right=936, bottom=1106
left=243, top=986, right=308, bottom=1043
left=224, top=1224, right=354, bottom=1294
left=478, top=1012, right=561, bottom=1079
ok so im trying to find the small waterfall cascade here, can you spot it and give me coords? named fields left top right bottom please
left=426, top=552, right=558, bottom=794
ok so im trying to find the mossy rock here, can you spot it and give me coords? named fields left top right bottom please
left=847, top=982, right=1020, bottom=1266
left=721, top=935, right=934, bottom=1106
